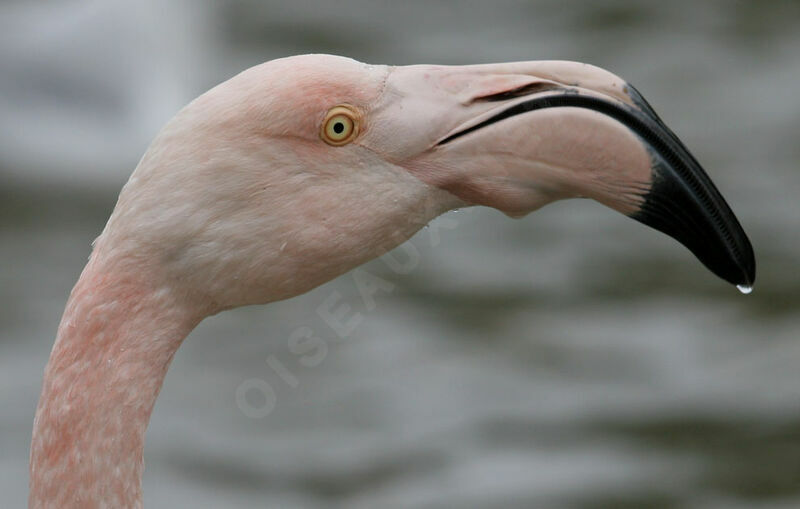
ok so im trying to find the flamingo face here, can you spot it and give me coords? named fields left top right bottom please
left=30, top=54, right=758, bottom=509
left=101, top=54, right=754, bottom=311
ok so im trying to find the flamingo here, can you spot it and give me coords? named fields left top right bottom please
left=29, top=54, right=755, bottom=508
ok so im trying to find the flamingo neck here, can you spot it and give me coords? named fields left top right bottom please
left=29, top=254, right=203, bottom=508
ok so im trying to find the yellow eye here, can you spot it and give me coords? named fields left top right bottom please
left=321, top=105, right=359, bottom=146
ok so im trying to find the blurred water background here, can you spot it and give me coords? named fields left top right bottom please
left=2, top=1, right=799, bottom=507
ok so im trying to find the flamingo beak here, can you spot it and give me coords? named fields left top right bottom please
left=379, top=62, right=756, bottom=288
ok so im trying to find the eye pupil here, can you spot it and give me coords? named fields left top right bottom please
left=321, top=106, right=359, bottom=146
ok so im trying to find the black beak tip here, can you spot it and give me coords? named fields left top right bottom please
left=711, top=234, right=756, bottom=289
left=632, top=169, right=756, bottom=291
left=622, top=81, right=756, bottom=292
left=732, top=242, right=756, bottom=290
left=737, top=241, right=757, bottom=287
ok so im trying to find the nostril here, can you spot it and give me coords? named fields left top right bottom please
left=474, top=82, right=564, bottom=102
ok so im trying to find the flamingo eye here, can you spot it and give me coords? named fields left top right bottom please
left=321, top=105, right=359, bottom=145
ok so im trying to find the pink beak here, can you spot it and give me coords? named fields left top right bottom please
left=371, top=61, right=755, bottom=288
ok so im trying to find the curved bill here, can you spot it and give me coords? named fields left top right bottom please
left=435, top=85, right=756, bottom=288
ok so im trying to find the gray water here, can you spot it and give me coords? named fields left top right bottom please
left=2, top=1, right=800, bottom=507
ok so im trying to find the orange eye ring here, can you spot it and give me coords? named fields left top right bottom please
left=320, top=105, right=360, bottom=146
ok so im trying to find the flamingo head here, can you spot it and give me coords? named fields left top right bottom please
left=98, top=54, right=755, bottom=311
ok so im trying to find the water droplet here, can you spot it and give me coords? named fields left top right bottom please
left=736, top=284, right=753, bottom=295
